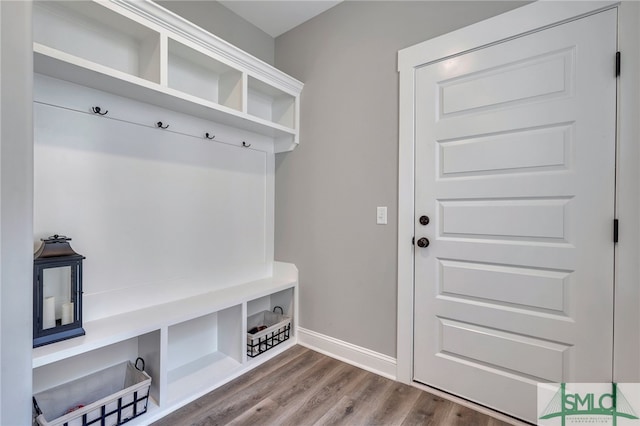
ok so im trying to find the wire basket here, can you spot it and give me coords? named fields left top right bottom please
left=247, top=306, right=291, bottom=357
left=33, top=358, right=151, bottom=426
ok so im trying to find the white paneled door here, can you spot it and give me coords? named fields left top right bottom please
left=413, top=9, right=617, bottom=423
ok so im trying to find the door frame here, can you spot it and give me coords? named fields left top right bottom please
left=397, top=0, right=640, bottom=391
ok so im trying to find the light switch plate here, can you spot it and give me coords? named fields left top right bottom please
left=377, top=206, right=387, bottom=225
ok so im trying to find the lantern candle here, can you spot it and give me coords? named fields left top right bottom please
left=43, top=297, right=56, bottom=329
left=61, top=302, right=74, bottom=325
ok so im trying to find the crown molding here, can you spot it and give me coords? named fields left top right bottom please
left=111, top=0, right=303, bottom=95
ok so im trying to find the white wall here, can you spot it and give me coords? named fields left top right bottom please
left=274, top=1, right=529, bottom=357
left=33, top=75, right=275, bottom=321
left=0, top=1, right=33, bottom=424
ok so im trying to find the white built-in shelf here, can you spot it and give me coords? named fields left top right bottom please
left=32, top=262, right=298, bottom=424
left=32, top=264, right=298, bottom=368
left=32, top=0, right=302, bottom=152
left=32, top=0, right=302, bottom=422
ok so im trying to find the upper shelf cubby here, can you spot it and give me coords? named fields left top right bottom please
left=33, top=0, right=161, bottom=83
left=248, top=76, right=296, bottom=129
left=32, top=0, right=303, bottom=152
left=167, top=38, right=243, bottom=112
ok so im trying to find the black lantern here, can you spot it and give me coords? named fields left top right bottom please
left=33, top=235, right=86, bottom=347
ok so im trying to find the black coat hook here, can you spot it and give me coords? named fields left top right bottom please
left=205, top=133, right=215, bottom=140
left=91, top=106, right=108, bottom=116
left=242, top=141, right=251, bottom=148
left=156, top=121, right=169, bottom=129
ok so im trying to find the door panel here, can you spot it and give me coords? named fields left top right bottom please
left=413, top=9, right=617, bottom=423
left=440, top=49, right=572, bottom=115
left=439, top=124, right=570, bottom=176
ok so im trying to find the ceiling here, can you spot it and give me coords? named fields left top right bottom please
left=218, top=1, right=343, bottom=37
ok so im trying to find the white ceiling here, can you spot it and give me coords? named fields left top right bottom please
left=218, top=1, right=342, bottom=37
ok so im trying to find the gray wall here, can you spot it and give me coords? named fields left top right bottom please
left=274, top=1, right=527, bottom=357
left=158, top=1, right=275, bottom=65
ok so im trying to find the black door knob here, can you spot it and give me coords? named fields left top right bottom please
left=419, top=215, right=430, bottom=226
left=417, top=237, right=429, bottom=248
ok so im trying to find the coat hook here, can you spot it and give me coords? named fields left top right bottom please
left=205, top=133, right=215, bottom=140
left=156, top=121, right=169, bottom=129
left=242, top=141, right=251, bottom=148
left=91, top=106, right=108, bottom=116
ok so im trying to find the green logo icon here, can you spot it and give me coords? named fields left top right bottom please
left=540, top=383, right=639, bottom=425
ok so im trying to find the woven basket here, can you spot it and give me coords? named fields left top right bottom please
left=247, top=308, right=291, bottom=357
left=33, top=358, right=151, bottom=426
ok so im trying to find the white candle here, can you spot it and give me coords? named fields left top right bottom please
left=43, top=297, right=56, bottom=329
left=61, top=302, right=74, bottom=325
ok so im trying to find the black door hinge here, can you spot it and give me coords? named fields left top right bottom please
left=614, top=219, right=619, bottom=243
left=616, top=51, right=621, bottom=77
left=412, top=236, right=415, bottom=245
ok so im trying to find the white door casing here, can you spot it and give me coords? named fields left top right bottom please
left=412, top=8, right=616, bottom=422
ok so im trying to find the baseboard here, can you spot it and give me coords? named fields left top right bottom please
left=296, top=327, right=397, bottom=380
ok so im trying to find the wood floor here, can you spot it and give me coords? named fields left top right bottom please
left=152, top=345, right=513, bottom=426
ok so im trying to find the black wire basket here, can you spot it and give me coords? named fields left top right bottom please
left=33, top=358, right=151, bottom=426
left=247, top=306, right=291, bottom=357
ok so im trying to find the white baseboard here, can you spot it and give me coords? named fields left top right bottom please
left=296, top=327, right=397, bottom=380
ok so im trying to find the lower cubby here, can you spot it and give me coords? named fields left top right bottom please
left=32, top=330, right=162, bottom=422
left=246, top=288, right=295, bottom=359
left=166, top=305, right=243, bottom=404
left=247, top=287, right=294, bottom=321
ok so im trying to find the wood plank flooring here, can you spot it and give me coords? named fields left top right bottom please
left=152, top=345, right=513, bottom=426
